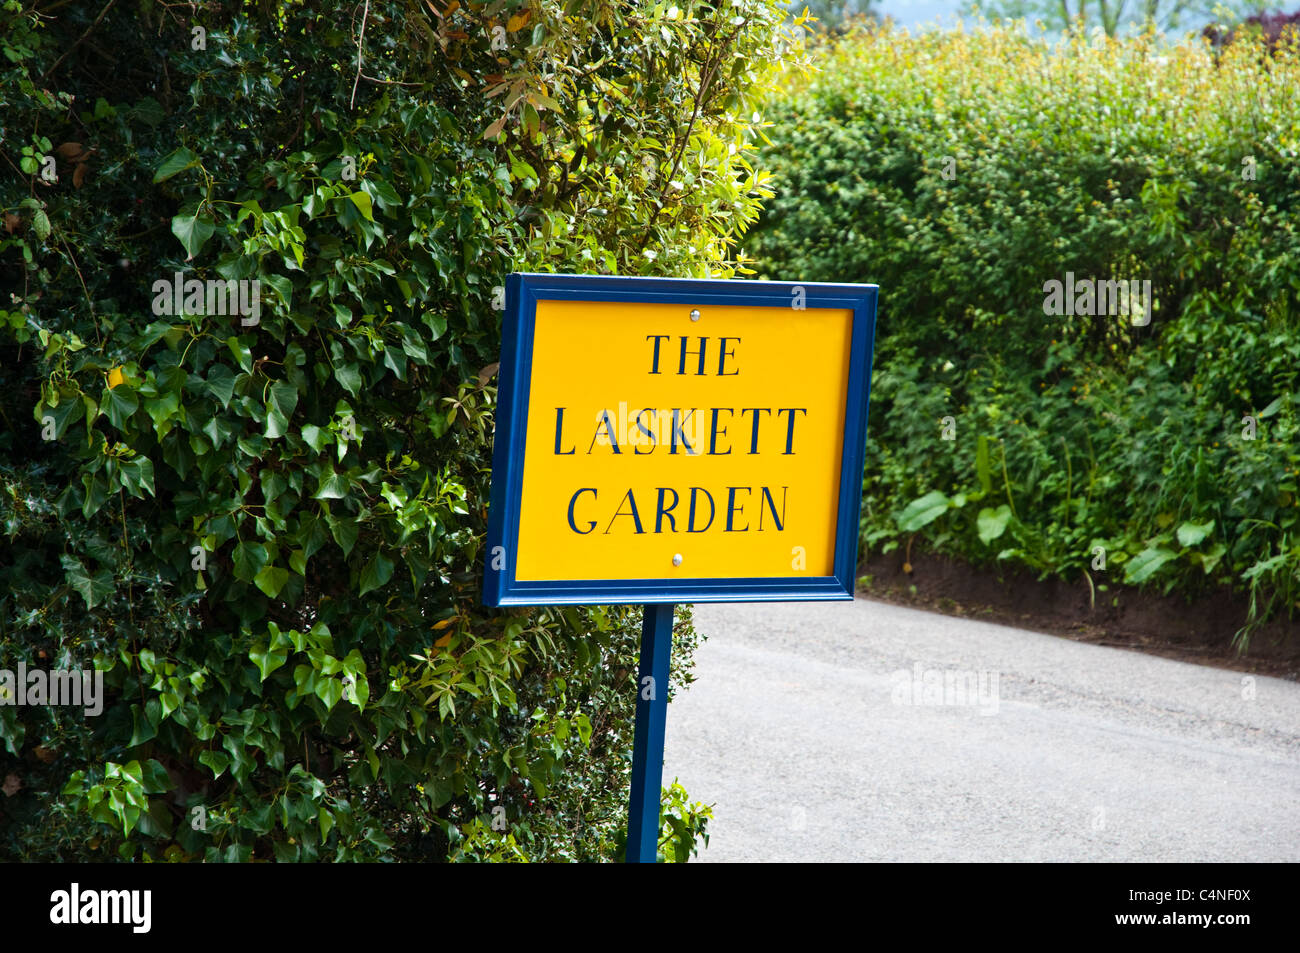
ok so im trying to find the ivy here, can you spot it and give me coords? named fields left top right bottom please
left=1, top=0, right=803, bottom=861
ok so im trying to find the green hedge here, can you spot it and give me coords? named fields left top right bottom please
left=748, top=22, right=1300, bottom=645
left=0, top=0, right=799, bottom=861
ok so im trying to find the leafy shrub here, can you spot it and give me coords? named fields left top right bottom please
left=0, top=0, right=803, bottom=861
left=747, top=22, right=1300, bottom=647
left=1205, top=10, right=1300, bottom=53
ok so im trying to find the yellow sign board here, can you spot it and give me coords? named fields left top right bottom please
left=484, top=274, right=878, bottom=605
left=516, top=299, right=852, bottom=580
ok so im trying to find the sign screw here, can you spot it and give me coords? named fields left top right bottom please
left=672, top=554, right=683, bottom=567
left=689, top=309, right=700, bottom=322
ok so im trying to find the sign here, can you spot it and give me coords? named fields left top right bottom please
left=481, top=273, right=878, bottom=862
left=485, top=274, right=877, bottom=605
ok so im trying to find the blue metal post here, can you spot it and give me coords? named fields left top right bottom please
left=626, top=603, right=675, bottom=863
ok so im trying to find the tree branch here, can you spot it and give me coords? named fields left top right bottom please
left=350, top=0, right=371, bottom=111
left=43, top=0, right=119, bottom=79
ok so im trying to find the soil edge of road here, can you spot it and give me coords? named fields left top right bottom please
left=857, top=547, right=1300, bottom=680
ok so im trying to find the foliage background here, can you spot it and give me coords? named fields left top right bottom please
left=748, top=21, right=1300, bottom=647
left=0, top=0, right=802, bottom=861
left=973, top=0, right=1270, bottom=37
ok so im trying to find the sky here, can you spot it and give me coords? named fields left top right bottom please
left=878, top=0, right=968, bottom=29
left=871, top=1, right=1274, bottom=32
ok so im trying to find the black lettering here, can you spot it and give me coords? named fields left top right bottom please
left=554, top=407, right=575, bottom=455
left=709, top=408, right=732, bottom=455
left=678, top=336, right=708, bottom=376
left=777, top=408, right=807, bottom=455
left=687, top=488, right=715, bottom=533
left=588, top=410, right=622, bottom=454
left=646, top=335, right=671, bottom=374
left=670, top=409, right=698, bottom=455
left=725, top=486, right=750, bottom=532
left=655, top=488, right=679, bottom=533
left=717, top=337, right=740, bottom=375
left=740, top=408, right=770, bottom=454
left=759, top=486, right=788, bottom=531
left=604, top=489, right=644, bottom=534
left=634, top=409, right=657, bottom=455
left=568, top=488, right=597, bottom=534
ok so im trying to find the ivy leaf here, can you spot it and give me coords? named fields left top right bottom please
left=400, top=327, right=429, bottom=362
left=358, top=552, right=394, bottom=596
left=205, top=365, right=236, bottom=408
left=327, top=513, right=359, bottom=557
left=249, top=640, right=288, bottom=680
left=301, top=424, right=331, bottom=452
left=171, top=212, right=216, bottom=260
left=261, top=273, right=292, bottom=312
left=269, top=380, right=298, bottom=421
left=254, top=564, right=290, bottom=598
left=334, top=361, right=362, bottom=396
left=61, top=556, right=114, bottom=609
left=226, top=337, right=253, bottom=373
left=343, top=668, right=369, bottom=710
left=153, top=147, right=200, bottom=182
left=316, top=677, right=343, bottom=711
left=347, top=191, right=374, bottom=222
left=314, top=469, right=349, bottom=499
left=129, top=708, right=157, bottom=747
left=232, top=541, right=270, bottom=582
left=425, top=313, right=447, bottom=341
left=81, top=472, right=108, bottom=517
left=202, top=415, right=234, bottom=449
left=38, top=394, right=82, bottom=441
left=198, top=750, right=231, bottom=779
left=130, top=320, right=175, bottom=353
left=297, top=512, right=330, bottom=559
left=160, top=691, right=180, bottom=720
left=266, top=380, right=299, bottom=438
left=140, top=759, right=172, bottom=793
left=364, top=177, right=401, bottom=207
left=100, top=385, right=139, bottom=429
left=119, top=456, right=155, bottom=497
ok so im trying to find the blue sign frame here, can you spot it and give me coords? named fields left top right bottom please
left=483, top=272, right=878, bottom=607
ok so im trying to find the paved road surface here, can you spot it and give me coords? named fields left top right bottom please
left=662, top=600, right=1300, bottom=862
